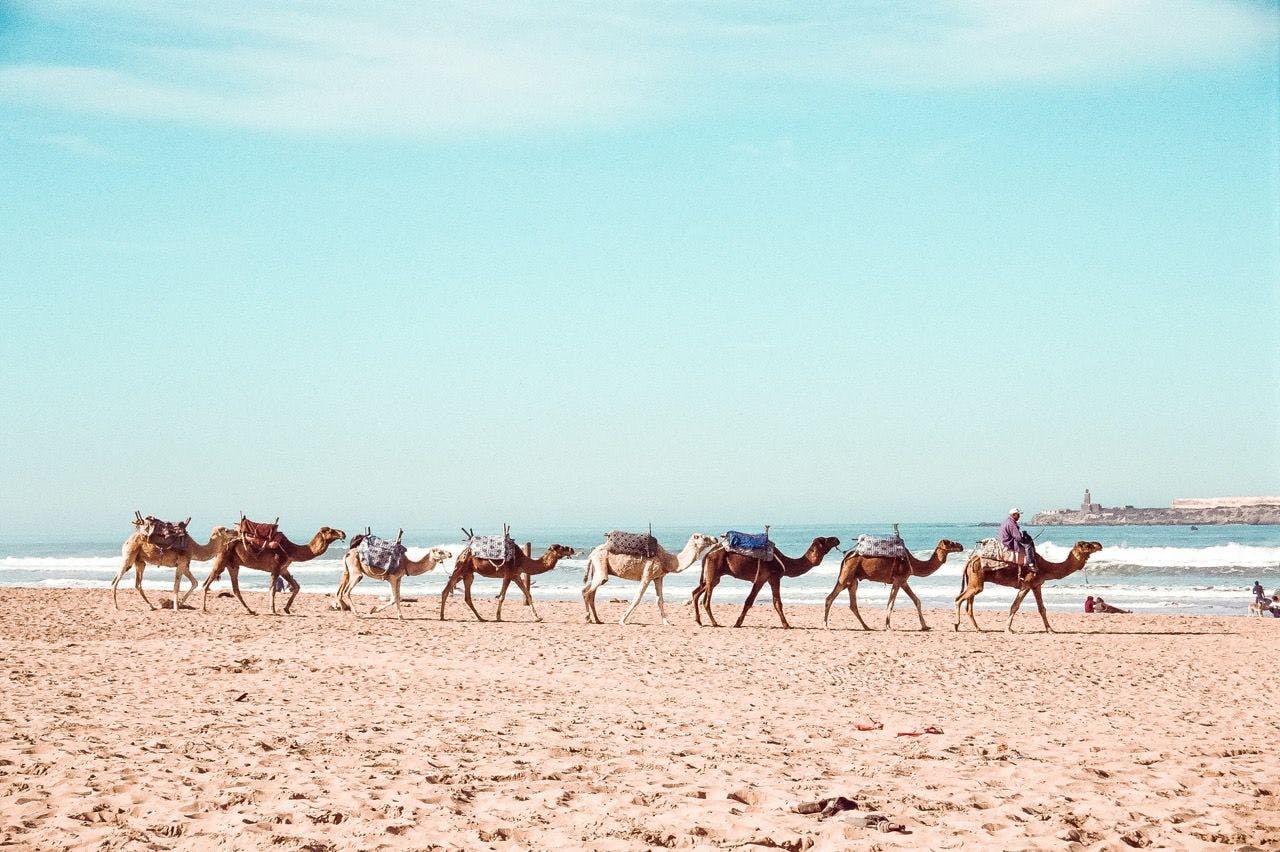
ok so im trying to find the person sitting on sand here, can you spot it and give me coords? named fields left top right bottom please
left=1268, top=594, right=1280, bottom=618
left=998, top=508, right=1037, bottom=579
left=1084, top=595, right=1095, bottom=613
left=1093, top=596, right=1131, bottom=614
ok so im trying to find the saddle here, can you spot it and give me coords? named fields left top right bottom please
left=135, top=512, right=189, bottom=552
left=464, top=526, right=519, bottom=565
left=356, top=529, right=407, bottom=575
left=723, top=529, right=774, bottom=562
left=604, top=529, right=658, bottom=558
left=239, top=516, right=287, bottom=556
left=854, top=534, right=908, bottom=560
left=973, top=538, right=1029, bottom=567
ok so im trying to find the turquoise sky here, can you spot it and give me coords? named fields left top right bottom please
left=1, top=1, right=1277, bottom=535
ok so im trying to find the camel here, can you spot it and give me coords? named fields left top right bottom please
left=336, top=540, right=453, bottom=619
left=823, top=539, right=964, bottom=631
left=112, top=522, right=240, bottom=611
left=953, top=540, right=1103, bottom=633
left=200, top=525, right=346, bottom=616
left=691, top=536, right=840, bottom=628
left=439, top=543, right=575, bottom=622
left=582, top=532, right=718, bottom=625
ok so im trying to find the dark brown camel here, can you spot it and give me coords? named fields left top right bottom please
left=439, top=544, right=575, bottom=622
left=691, top=536, right=840, bottom=628
left=200, top=526, right=346, bottom=616
left=954, top=540, right=1103, bottom=633
left=824, top=539, right=964, bottom=631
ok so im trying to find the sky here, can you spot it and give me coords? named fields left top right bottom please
left=0, top=1, right=1277, bottom=536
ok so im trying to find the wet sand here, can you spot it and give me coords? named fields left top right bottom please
left=1, top=588, right=1276, bottom=850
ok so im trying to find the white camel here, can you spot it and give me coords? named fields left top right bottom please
left=337, top=545, right=453, bottom=619
left=582, top=532, right=718, bottom=625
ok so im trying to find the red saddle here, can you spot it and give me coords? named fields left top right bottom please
left=135, top=512, right=189, bottom=552
left=239, top=517, right=287, bottom=554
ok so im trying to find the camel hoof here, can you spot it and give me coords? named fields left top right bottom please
left=920, top=625, right=932, bottom=632
left=535, top=617, right=544, bottom=623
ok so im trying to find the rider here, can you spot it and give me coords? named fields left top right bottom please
left=998, top=508, right=1037, bottom=579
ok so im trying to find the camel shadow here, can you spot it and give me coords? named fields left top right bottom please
left=1045, top=629, right=1235, bottom=636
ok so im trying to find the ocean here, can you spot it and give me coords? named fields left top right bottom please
left=4, top=522, right=1279, bottom=618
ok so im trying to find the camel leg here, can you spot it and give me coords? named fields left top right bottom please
left=954, top=573, right=983, bottom=632
left=733, top=576, right=768, bottom=628
left=621, top=575, right=651, bottom=626
left=346, top=574, right=367, bottom=616
left=177, top=562, right=198, bottom=608
left=582, top=562, right=607, bottom=625
left=690, top=582, right=705, bottom=626
left=884, top=582, right=902, bottom=630
left=110, top=557, right=135, bottom=612
left=1032, top=586, right=1053, bottom=633
left=169, top=561, right=184, bottom=611
left=333, top=563, right=349, bottom=612
left=654, top=576, right=671, bottom=626
left=281, top=569, right=300, bottom=614
left=822, top=580, right=845, bottom=628
left=703, top=576, right=724, bottom=627
left=1003, top=583, right=1034, bottom=629
left=495, top=577, right=512, bottom=622
left=460, top=572, right=485, bottom=622
left=388, top=575, right=404, bottom=620
left=225, top=566, right=255, bottom=615
left=200, top=563, right=222, bottom=613
left=515, top=573, right=542, bottom=622
left=847, top=581, right=871, bottom=630
left=133, top=561, right=157, bottom=611
left=901, top=582, right=929, bottom=631
left=766, top=576, right=791, bottom=629
left=439, top=571, right=459, bottom=620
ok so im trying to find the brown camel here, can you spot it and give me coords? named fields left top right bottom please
left=439, top=543, right=575, bottom=622
left=954, top=540, right=1103, bottom=633
left=823, top=539, right=964, bottom=631
left=200, top=525, right=346, bottom=616
left=112, top=523, right=240, bottom=611
left=691, top=536, right=840, bottom=628
left=336, top=543, right=453, bottom=619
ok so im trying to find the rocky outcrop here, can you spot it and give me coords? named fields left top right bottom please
left=1031, top=505, right=1280, bottom=526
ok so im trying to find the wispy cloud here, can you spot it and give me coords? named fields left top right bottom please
left=0, top=1, right=1274, bottom=136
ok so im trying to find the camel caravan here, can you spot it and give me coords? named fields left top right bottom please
left=114, top=513, right=1103, bottom=633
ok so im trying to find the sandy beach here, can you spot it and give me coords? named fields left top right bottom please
left=1, top=588, right=1276, bottom=850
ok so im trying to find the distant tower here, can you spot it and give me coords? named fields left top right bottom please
left=1081, top=489, right=1101, bottom=513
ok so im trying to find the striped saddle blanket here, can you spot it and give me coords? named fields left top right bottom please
left=469, top=534, right=518, bottom=564
left=358, top=534, right=407, bottom=575
left=723, top=530, right=774, bottom=562
left=854, top=534, right=908, bottom=559
left=605, top=530, right=658, bottom=557
left=240, top=517, right=287, bottom=554
left=143, top=516, right=188, bottom=552
left=974, top=538, right=1028, bottom=566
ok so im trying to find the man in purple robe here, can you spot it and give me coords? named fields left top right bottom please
left=998, top=508, right=1036, bottom=577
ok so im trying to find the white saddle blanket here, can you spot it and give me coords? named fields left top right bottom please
left=974, top=538, right=1027, bottom=565
left=854, top=534, right=908, bottom=559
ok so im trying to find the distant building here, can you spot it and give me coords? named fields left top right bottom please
left=1080, top=489, right=1102, bottom=514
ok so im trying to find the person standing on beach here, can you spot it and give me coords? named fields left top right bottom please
left=1253, top=580, right=1265, bottom=601
left=999, top=508, right=1037, bottom=579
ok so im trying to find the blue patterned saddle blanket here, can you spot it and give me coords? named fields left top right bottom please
left=854, top=534, right=908, bottom=559
left=469, top=534, right=518, bottom=563
left=358, top=534, right=407, bottom=574
left=723, top=530, right=774, bottom=561
left=605, top=530, right=658, bottom=557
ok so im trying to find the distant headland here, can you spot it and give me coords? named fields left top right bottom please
left=1031, top=491, right=1280, bottom=526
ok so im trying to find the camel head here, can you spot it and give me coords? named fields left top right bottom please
left=428, top=547, right=453, bottom=564
left=1072, top=541, right=1103, bottom=561
left=210, top=525, right=239, bottom=546
left=807, top=536, right=842, bottom=562
left=939, top=539, right=965, bottom=556
left=688, top=532, right=718, bottom=553
left=316, top=526, right=347, bottom=546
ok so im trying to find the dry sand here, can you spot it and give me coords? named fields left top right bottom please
left=1, top=587, right=1277, bottom=850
